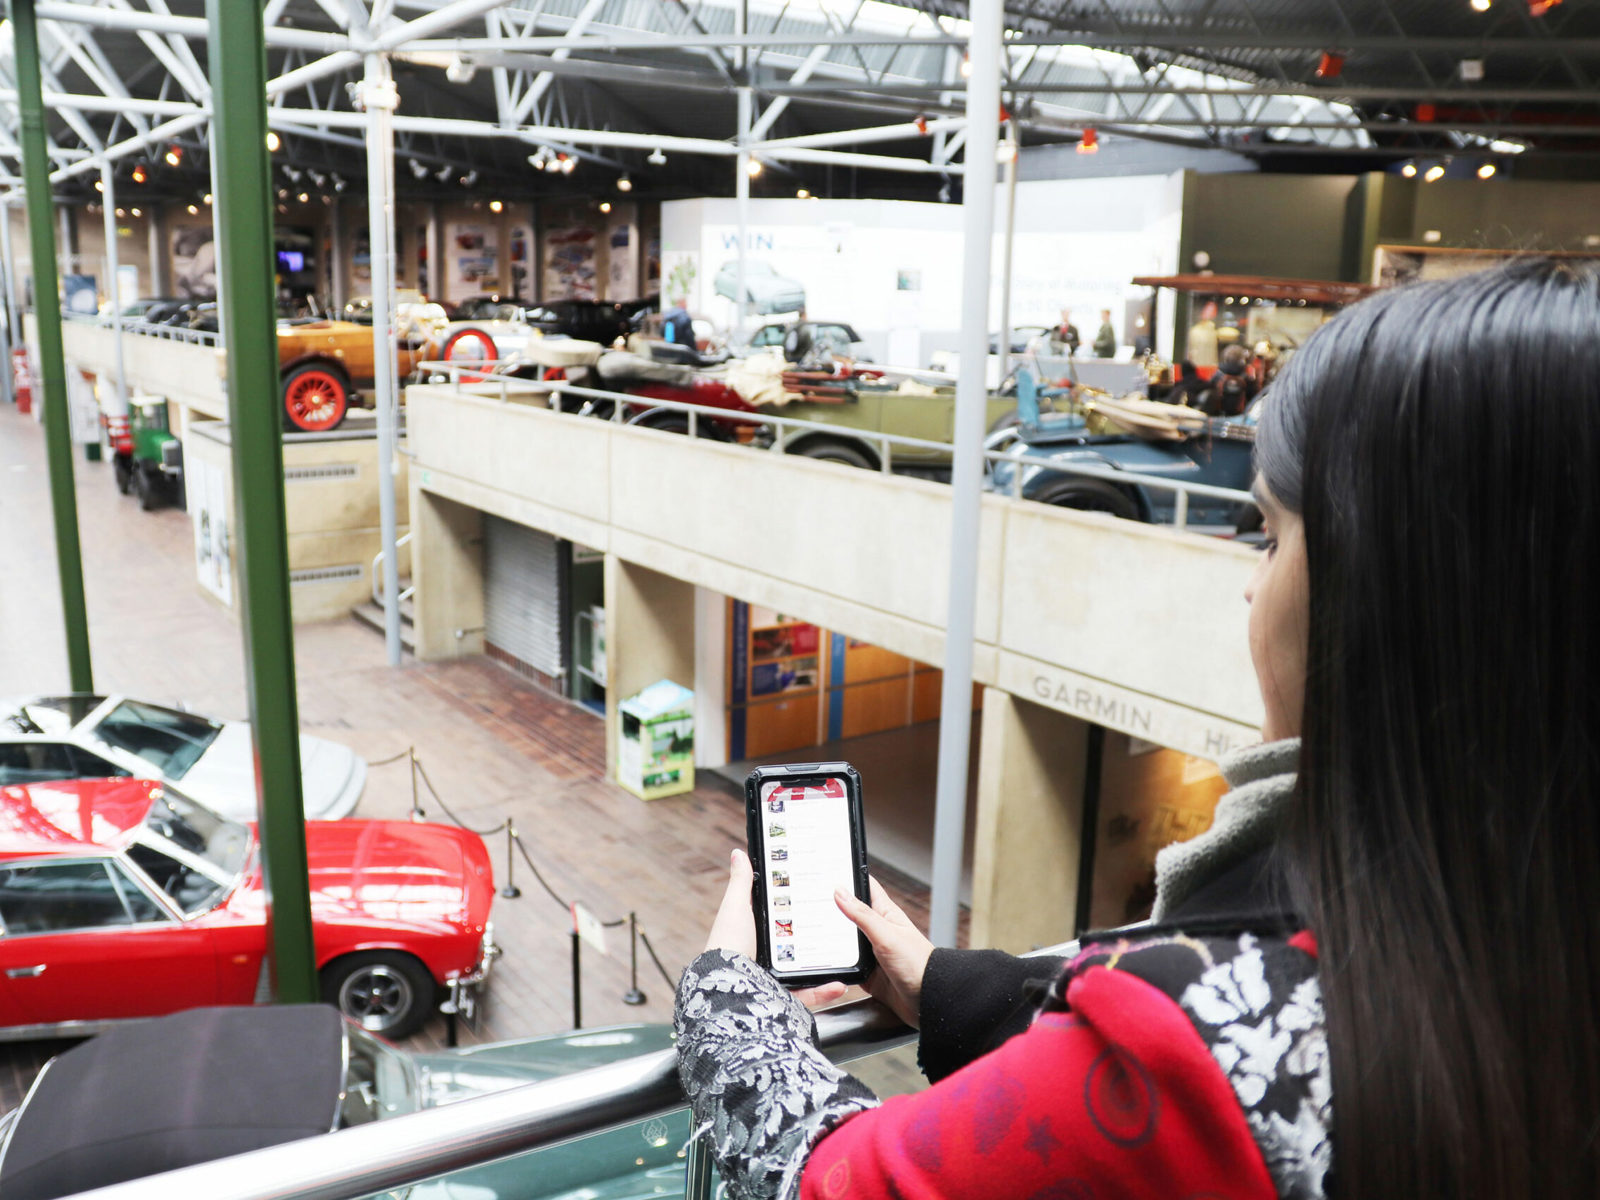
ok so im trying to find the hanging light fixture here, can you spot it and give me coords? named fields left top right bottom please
left=1424, top=162, right=1447, bottom=182
left=796, top=188, right=810, bottom=199
left=265, top=130, right=281, bottom=152
left=187, top=204, right=198, bottom=215
left=745, top=157, right=763, bottom=177
left=617, top=175, right=633, bottom=192
left=1477, top=161, right=1497, bottom=179
left=647, top=147, right=666, bottom=166
left=489, top=199, right=504, bottom=213
left=164, top=144, right=183, bottom=167
left=203, top=192, right=213, bottom=205
left=561, top=156, right=576, bottom=175
left=599, top=201, right=612, bottom=214
left=959, top=54, right=972, bottom=79
left=1401, top=161, right=1418, bottom=177
left=1470, top=0, right=1491, bottom=9
left=131, top=163, right=148, bottom=184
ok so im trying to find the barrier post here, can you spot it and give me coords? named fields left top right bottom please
left=502, top=821, right=522, bottom=898
left=623, top=912, right=647, bottom=1006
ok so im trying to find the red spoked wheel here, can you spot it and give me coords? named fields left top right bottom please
left=442, top=327, right=499, bottom=382
left=282, top=363, right=350, bottom=432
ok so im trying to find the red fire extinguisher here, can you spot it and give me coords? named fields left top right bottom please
left=11, top=347, right=31, bottom=415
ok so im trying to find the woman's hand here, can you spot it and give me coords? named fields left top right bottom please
left=704, top=848, right=758, bottom=960
left=831, top=877, right=934, bottom=1028
left=701, top=855, right=935, bottom=1024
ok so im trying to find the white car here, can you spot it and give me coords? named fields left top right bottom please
left=0, top=694, right=367, bottom=822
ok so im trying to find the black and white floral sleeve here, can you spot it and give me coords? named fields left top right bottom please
left=675, top=950, right=880, bottom=1200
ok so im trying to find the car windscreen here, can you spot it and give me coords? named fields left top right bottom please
left=140, top=787, right=251, bottom=879
left=340, top=1027, right=420, bottom=1127
left=90, top=700, right=222, bottom=779
left=3, top=695, right=106, bottom=735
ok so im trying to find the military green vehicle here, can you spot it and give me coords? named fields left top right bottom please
left=760, top=374, right=1025, bottom=474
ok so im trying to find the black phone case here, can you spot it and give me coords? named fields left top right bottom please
left=745, top=762, right=875, bottom=987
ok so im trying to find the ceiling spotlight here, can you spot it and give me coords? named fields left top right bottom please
left=277, top=188, right=288, bottom=199
left=331, top=174, right=346, bottom=192
left=745, top=158, right=763, bottom=178
left=94, top=179, right=104, bottom=192
left=1478, top=161, right=1497, bottom=179
left=409, top=158, right=429, bottom=179
left=647, top=147, right=666, bottom=165
left=265, top=131, right=281, bottom=152
left=1401, top=161, right=1418, bottom=177
left=321, top=195, right=332, bottom=205
left=489, top=199, right=504, bottom=213
left=445, top=54, right=476, bottom=84
left=297, top=192, right=309, bottom=204
left=460, top=169, right=479, bottom=187
left=284, top=165, right=302, bottom=182
left=796, top=188, right=810, bottom=199
left=1315, top=52, right=1345, bottom=79
left=203, top=192, right=213, bottom=205
left=309, top=171, right=327, bottom=188
left=436, top=163, right=453, bottom=182
left=277, top=203, right=287, bottom=213
left=115, top=208, right=125, bottom=218
left=530, top=156, right=547, bottom=171
left=561, top=156, right=576, bottom=175
left=617, top=175, right=633, bottom=192
left=1076, top=127, right=1099, bottom=154
left=599, top=201, right=612, bottom=214
left=187, top=204, right=198, bottom=215
left=938, top=181, right=952, bottom=203
left=1460, top=58, right=1485, bottom=81
left=131, top=163, right=147, bottom=184
left=1470, top=0, right=1491, bottom=9
left=959, top=53, right=972, bottom=79
left=1424, top=162, right=1447, bottom=182
left=131, top=207, right=142, bottom=217
left=164, top=144, right=183, bottom=167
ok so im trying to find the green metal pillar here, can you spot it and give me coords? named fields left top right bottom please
left=206, top=0, right=317, bottom=1005
left=8, top=0, right=93, bottom=693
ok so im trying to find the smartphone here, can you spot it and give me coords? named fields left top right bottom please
left=745, top=762, right=874, bottom=987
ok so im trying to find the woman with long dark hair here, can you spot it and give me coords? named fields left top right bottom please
left=675, top=257, right=1600, bottom=1199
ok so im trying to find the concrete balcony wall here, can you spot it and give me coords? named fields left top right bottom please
left=406, top=384, right=1264, bottom=760
left=56, top=319, right=228, bottom=419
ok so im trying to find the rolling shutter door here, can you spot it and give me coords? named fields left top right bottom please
left=484, top=516, right=566, bottom=684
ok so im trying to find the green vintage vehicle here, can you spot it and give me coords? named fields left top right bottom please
left=758, top=373, right=1028, bottom=474
left=106, top=394, right=184, bottom=511
left=0, top=1006, right=691, bottom=1200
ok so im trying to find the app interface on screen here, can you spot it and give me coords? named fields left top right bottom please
left=759, top=778, right=859, bottom=972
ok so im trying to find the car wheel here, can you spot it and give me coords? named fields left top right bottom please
left=794, top=441, right=875, bottom=471
left=282, top=364, right=350, bottom=432
left=322, top=951, right=436, bottom=1040
left=633, top=410, right=728, bottom=441
left=113, top=454, right=133, bottom=494
left=442, top=328, right=498, bottom=381
left=134, top=463, right=163, bottom=511
left=1035, top=477, right=1140, bottom=520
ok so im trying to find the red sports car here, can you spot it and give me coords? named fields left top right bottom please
left=0, top=778, right=498, bottom=1041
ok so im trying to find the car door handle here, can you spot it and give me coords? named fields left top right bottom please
left=6, top=965, right=47, bottom=979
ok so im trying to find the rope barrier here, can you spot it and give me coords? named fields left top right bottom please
left=369, top=744, right=680, bottom=992
left=637, top=928, right=681, bottom=991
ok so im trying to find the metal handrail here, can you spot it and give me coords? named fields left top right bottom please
left=371, top=529, right=414, bottom=607
left=60, top=939, right=1078, bottom=1199
left=418, top=363, right=1255, bottom=533
left=64, top=309, right=221, bottom=347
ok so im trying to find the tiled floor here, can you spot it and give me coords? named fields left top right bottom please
left=0, top=404, right=957, bottom=1110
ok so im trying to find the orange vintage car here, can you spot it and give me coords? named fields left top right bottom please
left=277, top=305, right=445, bottom=432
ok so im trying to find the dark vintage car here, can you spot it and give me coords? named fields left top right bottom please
left=522, top=299, right=636, bottom=345
left=0, top=1006, right=685, bottom=1200
left=0, top=777, right=498, bottom=1041
left=985, top=376, right=1258, bottom=530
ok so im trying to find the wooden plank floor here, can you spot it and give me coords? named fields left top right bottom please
left=0, top=406, right=960, bottom=1111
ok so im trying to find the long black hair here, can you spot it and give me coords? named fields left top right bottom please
left=1255, top=258, right=1600, bottom=1198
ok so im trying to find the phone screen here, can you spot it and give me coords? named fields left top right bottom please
left=757, top=777, right=861, bottom=973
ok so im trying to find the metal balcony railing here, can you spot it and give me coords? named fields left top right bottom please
left=416, top=363, right=1255, bottom=534
left=67, top=938, right=1084, bottom=1199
